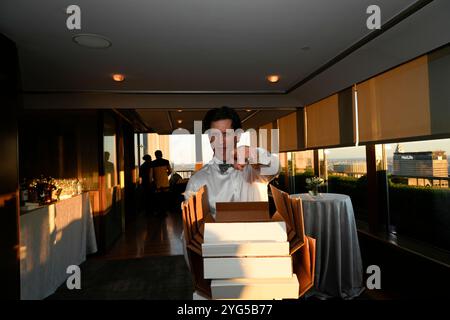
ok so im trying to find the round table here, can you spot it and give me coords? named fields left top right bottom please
left=291, top=193, right=364, bottom=299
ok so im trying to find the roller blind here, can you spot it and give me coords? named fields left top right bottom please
left=357, top=45, right=450, bottom=143
left=305, top=88, right=354, bottom=149
left=357, top=56, right=431, bottom=142
left=259, top=122, right=273, bottom=152
left=277, top=110, right=306, bottom=152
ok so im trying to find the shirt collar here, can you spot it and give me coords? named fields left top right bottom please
left=211, top=157, right=234, bottom=174
left=212, top=156, right=229, bottom=165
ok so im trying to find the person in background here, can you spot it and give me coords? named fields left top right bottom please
left=152, top=150, right=172, bottom=191
left=139, top=154, right=154, bottom=215
left=152, top=150, right=172, bottom=215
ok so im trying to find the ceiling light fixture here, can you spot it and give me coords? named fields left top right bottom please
left=72, top=33, right=112, bottom=49
left=177, top=109, right=183, bottom=113
left=112, top=74, right=125, bottom=82
left=267, top=75, right=280, bottom=83
left=177, top=120, right=183, bottom=124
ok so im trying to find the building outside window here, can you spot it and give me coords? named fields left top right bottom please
left=377, top=138, right=450, bottom=251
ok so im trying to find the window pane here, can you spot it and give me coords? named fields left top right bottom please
left=325, top=146, right=368, bottom=223
left=384, top=138, right=450, bottom=251
left=275, top=151, right=314, bottom=194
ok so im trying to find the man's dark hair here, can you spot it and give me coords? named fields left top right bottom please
left=143, top=154, right=152, bottom=161
left=202, top=106, right=242, bottom=131
left=155, top=150, right=163, bottom=159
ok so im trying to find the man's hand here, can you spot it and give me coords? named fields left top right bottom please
left=232, top=146, right=260, bottom=171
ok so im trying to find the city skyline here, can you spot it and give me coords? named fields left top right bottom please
left=162, top=134, right=450, bottom=172
left=325, top=139, right=450, bottom=160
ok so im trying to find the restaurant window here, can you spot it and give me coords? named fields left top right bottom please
left=169, top=134, right=195, bottom=176
left=378, top=138, right=450, bottom=251
left=136, top=132, right=218, bottom=179
left=320, top=146, right=369, bottom=223
left=276, top=151, right=314, bottom=194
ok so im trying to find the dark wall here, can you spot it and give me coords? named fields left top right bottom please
left=19, top=110, right=100, bottom=187
left=0, top=34, right=21, bottom=299
left=18, top=109, right=136, bottom=254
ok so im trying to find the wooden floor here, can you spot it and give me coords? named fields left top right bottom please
left=99, top=210, right=185, bottom=260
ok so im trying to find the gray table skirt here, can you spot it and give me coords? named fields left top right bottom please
left=291, top=193, right=364, bottom=299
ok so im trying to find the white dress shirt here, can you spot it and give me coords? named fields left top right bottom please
left=184, top=148, right=278, bottom=217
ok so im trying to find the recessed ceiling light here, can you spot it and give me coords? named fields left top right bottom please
left=112, top=74, right=125, bottom=82
left=267, top=75, right=280, bottom=83
left=72, top=33, right=112, bottom=49
left=177, top=120, right=183, bottom=124
left=246, top=109, right=252, bottom=112
left=177, top=109, right=183, bottom=113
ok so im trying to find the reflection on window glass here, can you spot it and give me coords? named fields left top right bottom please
left=325, top=146, right=367, bottom=179
left=323, top=146, right=368, bottom=223
left=292, top=151, right=314, bottom=174
left=275, top=151, right=314, bottom=194
left=103, top=113, right=117, bottom=188
left=279, top=152, right=288, bottom=171
left=382, top=138, right=450, bottom=251
left=104, top=135, right=117, bottom=188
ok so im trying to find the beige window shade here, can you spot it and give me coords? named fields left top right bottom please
left=259, top=122, right=273, bottom=152
left=305, top=88, right=354, bottom=149
left=428, top=45, right=450, bottom=136
left=277, top=110, right=307, bottom=152
left=357, top=55, right=431, bottom=143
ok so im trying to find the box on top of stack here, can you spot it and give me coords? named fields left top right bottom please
left=181, top=184, right=316, bottom=300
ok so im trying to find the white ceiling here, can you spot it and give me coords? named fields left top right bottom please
left=1, top=0, right=416, bottom=92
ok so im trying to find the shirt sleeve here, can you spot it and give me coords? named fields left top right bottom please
left=184, top=174, right=201, bottom=201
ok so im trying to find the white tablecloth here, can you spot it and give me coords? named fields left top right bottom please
left=291, top=193, right=364, bottom=299
left=20, top=192, right=97, bottom=300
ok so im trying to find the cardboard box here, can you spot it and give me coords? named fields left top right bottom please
left=182, top=184, right=316, bottom=299
left=215, top=201, right=270, bottom=222
left=203, top=221, right=287, bottom=243
left=202, top=241, right=290, bottom=257
left=211, top=274, right=299, bottom=300
left=204, top=256, right=293, bottom=279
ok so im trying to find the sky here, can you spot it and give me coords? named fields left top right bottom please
left=326, top=138, right=450, bottom=160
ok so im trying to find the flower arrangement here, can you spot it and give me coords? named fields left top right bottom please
left=305, top=176, right=325, bottom=196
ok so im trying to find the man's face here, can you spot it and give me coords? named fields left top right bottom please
left=210, top=119, right=237, bottom=162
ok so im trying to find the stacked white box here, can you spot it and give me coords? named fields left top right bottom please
left=202, top=221, right=299, bottom=300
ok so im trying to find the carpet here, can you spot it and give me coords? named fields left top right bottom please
left=47, top=255, right=194, bottom=300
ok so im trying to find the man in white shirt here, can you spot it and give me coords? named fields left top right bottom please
left=182, top=107, right=279, bottom=298
left=184, top=106, right=279, bottom=217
